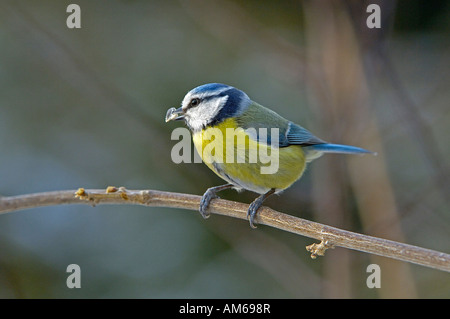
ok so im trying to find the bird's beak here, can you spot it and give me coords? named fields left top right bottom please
left=165, top=107, right=185, bottom=122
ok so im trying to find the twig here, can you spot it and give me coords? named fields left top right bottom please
left=0, top=187, right=449, bottom=272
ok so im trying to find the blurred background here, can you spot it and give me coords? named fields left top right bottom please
left=0, top=0, right=449, bottom=298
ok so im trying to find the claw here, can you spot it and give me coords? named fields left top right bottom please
left=247, top=202, right=259, bottom=229
left=199, top=184, right=234, bottom=219
left=246, top=188, right=276, bottom=229
left=199, top=191, right=218, bottom=219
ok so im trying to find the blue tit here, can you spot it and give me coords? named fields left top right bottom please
left=166, top=83, right=375, bottom=228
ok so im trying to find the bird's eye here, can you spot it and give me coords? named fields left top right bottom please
left=190, top=98, right=200, bottom=107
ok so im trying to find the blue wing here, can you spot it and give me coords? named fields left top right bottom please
left=243, top=121, right=325, bottom=147
left=284, top=123, right=374, bottom=155
left=282, top=122, right=325, bottom=147
left=235, top=102, right=374, bottom=156
left=235, top=102, right=325, bottom=147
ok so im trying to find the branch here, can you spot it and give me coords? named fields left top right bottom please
left=0, top=187, right=449, bottom=273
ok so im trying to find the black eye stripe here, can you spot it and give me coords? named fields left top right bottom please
left=186, top=97, right=200, bottom=110
left=185, top=88, right=235, bottom=110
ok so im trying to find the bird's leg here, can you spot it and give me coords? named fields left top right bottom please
left=247, top=188, right=276, bottom=229
left=199, top=184, right=234, bottom=219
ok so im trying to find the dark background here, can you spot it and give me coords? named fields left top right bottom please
left=0, top=0, right=449, bottom=298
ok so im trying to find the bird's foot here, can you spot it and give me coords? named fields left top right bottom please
left=246, top=188, right=276, bottom=229
left=199, top=184, right=234, bottom=219
left=199, top=189, right=218, bottom=219
left=247, top=200, right=261, bottom=229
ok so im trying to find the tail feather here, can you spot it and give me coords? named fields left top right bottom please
left=307, top=143, right=375, bottom=155
left=303, top=143, right=376, bottom=162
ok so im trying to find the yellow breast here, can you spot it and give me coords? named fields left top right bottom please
left=192, top=118, right=306, bottom=194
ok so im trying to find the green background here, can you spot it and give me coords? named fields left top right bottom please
left=0, top=0, right=449, bottom=298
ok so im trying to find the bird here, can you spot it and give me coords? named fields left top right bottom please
left=166, top=83, right=375, bottom=228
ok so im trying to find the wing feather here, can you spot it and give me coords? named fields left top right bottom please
left=235, top=101, right=325, bottom=147
left=285, top=122, right=325, bottom=146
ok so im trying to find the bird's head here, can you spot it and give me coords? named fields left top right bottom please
left=165, top=83, right=251, bottom=132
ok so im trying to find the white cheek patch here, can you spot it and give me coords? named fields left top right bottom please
left=186, top=95, right=228, bottom=131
